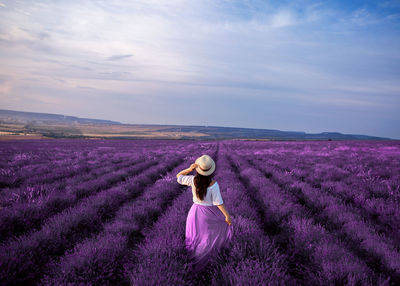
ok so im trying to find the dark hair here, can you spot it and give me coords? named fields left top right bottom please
left=193, top=172, right=212, bottom=201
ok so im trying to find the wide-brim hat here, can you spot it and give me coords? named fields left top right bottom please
left=195, top=154, right=215, bottom=176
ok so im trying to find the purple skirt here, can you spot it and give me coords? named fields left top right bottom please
left=185, top=203, right=233, bottom=272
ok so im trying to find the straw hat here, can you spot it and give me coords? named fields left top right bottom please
left=195, top=154, right=215, bottom=176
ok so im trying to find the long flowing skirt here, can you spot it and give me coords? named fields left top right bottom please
left=185, top=203, right=233, bottom=272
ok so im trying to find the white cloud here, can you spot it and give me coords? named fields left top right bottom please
left=313, top=95, right=386, bottom=108
left=269, top=10, right=297, bottom=28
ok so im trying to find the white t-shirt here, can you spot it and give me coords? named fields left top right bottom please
left=177, top=175, right=224, bottom=206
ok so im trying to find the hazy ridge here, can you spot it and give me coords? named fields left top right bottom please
left=0, top=109, right=392, bottom=140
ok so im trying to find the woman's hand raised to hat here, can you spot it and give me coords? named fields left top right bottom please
left=190, top=163, right=198, bottom=170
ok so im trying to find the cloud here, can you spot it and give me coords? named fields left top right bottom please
left=0, top=79, right=13, bottom=95
left=386, top=13, right=400, bottom=20
left=269, top=10, right=297, bottom=28
left=350, top=8, right=381, bottom=26
left=106, top=54, right=134, bottom=61
left=306, top=93, right=390, bottom=108
left=378, top=1, right=400, bottom=9
left=77, top=85, right=97, bottom=90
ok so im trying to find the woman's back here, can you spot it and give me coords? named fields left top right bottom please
left=177, top=175, right=224, bottom=206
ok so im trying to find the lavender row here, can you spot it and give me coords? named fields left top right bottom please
left=0, top=138, right=191, bottom=167
left=247, top=155, right=400, bottom=250
left=39, top=146, right=216, bottom=285
left=258, top=154, right=399, bottom=201
left=244, top=155, right=400, bottom=282
left=1, top=142, right=173, bottom=190
left=203, top=144, right=293, bottom=286
left=0, top=154, right=143, bottom=207
left=0, top=153, right=185, bottom=285
left=11, top=153, right=132, bottom=189
left=23, top=144, right=175, bottom=185
left=0, top=141, right=112, bottom=187
left=228, top=139, right=400, bottom=176
left=251, top=153, right=398, bottom=200
left=293, top=162, right=400, bottom=247
left=0, top=156, right=167, bottom=243
left=227, top=150, right=385, bottom=285
left=0, top=139, right=192, bottom=188
left=232, top=141, right=400, bottom=242
left=6, top=152, right=115, bottom=187
left=230, top=140, right=400, bottom=199
left=1, top=140, right=211, bottom=209
left=244, top=152, right=400, bottom=272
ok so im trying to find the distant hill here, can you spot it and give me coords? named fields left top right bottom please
left=0, top=109, right=392, bottom=140
left=0, top=109, right=120, bottom=125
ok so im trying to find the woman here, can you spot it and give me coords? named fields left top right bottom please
left=176, top=154, right=233, bottom=273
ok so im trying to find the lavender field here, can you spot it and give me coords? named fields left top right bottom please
left=0, top=139, right=399, bottom=286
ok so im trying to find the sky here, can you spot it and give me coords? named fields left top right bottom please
left=0, top=0, right=399, bottom=139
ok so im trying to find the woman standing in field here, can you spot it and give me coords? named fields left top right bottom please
left=176, top=154, right=233, bottom=273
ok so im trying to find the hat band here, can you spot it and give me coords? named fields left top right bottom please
left=199, top=165, right=212, bottom=172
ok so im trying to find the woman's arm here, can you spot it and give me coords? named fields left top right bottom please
left=176, top=163, right=198, bottom=179
left=217, top=204, right=230, bottom=219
